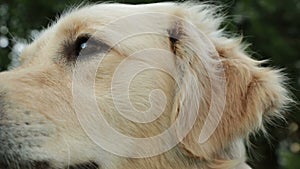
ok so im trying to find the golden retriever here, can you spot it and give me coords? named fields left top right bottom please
left=0, top=2, right=291, bottom=169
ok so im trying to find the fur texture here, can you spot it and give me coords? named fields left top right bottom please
left=0, top=2, right=291, bottom=169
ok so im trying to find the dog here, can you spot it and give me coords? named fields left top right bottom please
left=0, top=2, right=291, bottom=169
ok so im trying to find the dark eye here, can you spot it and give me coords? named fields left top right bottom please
left=75, top=35, right=90, bottom=56
left=63, top=34, right=110, bottom=62
left=76, top=35, right=110, bottom=58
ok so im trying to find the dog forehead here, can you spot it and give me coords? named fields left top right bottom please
left=54, top=3, right=180, bottom=35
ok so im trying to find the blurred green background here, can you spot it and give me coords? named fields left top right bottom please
left=0, top=0, right=299, bottom=168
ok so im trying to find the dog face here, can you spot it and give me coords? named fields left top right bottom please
left=0, top=2, right=291, bottom=169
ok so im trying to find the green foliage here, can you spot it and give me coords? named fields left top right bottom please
left=0, top=0, right=299, bottom=168
left=280, top=149, right=300, bottom=169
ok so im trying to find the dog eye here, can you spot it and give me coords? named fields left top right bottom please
left=75, top=35, right=90, bottom=56
left=62, top=35, right=110, bottom=62
left=73, top=35, right=110, bottom=61
left=75, top=35, right=110, bottom=56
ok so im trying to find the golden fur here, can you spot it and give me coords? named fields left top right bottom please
left=0, top=2, right=291, bottom=169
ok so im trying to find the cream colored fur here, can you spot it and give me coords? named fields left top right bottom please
left=0, top=2, right=291, bottom=169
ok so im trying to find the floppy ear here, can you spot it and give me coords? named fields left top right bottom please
left=215, top=41, right=292, bottom=134
left=169, top=18, right=291, bottom=166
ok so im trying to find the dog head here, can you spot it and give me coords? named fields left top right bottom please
left=0, top=2, right=291, bottom=169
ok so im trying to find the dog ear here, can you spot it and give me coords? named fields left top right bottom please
left=215, top=39, right=292, bottom=134
left=169, top=18, right=291, bottom=165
